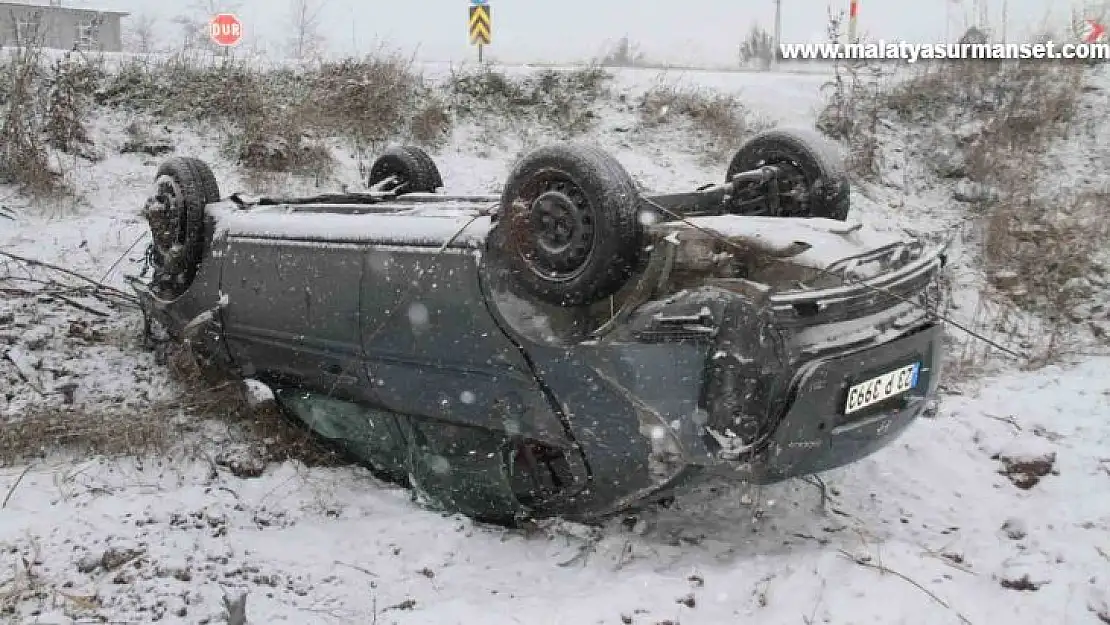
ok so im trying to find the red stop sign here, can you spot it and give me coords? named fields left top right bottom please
left=209, top=13, right=243, bottom=47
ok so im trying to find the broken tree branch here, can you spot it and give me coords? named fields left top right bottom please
left=98, top=231, right=148, bottom=286
left=0, top=249, right=136, bottom=303
left=51, top=293, right=112, bottom=317
left=3, top=347, right=45, bottom=396
left=335, top=561, right=378, bottom=578
left=2, top=465, right=33, bottom=509
left=0, top=284, right=123, bottom=316
left=838, top=549, right=972, bottom=625
left=982, top=413, right=1022, bottom=431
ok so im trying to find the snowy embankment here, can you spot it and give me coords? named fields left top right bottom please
left=3, top=358, right=1108, bottom=625
left=1, top=62, right=1108, bottom=625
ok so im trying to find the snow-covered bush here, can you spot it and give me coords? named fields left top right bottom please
left=815, top=9, right=889, bottom=178
left=0, top=43, right=63, bottom=195
left=446, top=64, right=611, bottom=134
left=43, top=50, right=101, bottom=157
left=639, top=82, right=773, bottom=161
left=817, top=26, right=1102, bottom=367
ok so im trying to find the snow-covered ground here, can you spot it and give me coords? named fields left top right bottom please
left=1, top=63, right=1108, bottom=625
left=3, top=358, right=1107, bottom=625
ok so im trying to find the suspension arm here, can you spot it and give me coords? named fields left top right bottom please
left=639, top=165, right=782, bottom=217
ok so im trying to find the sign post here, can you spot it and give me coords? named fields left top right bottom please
left=847, top=0, right=858, bottom=42
left=468, top=1, right=491, bottom=62
left=1082, top=18, right=1107, bottom=43
left=209, top=12, right=243, bottom=55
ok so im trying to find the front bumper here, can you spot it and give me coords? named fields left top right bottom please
left=754, top=322, right=942, bottom=483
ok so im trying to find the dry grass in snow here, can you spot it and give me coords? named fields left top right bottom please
left=818, top=50, right=1109, bottom=375
left=1, top=31, right=1110, bottom=624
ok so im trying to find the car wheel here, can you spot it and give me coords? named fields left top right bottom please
left=725, top=127, right=850, bottom=220
left=143, top=157, right=220, bottom=298
left=183, top=157, right=221, bottom=207
left=367, top=145, right=443, bottom=193
left=495, top=143, right=643, bottom=307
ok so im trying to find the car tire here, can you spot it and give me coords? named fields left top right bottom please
left=182, top=157, right=221, bottom=207
left=144, top=157, right=220, bottom=297
left=495, top=143, right=643, bottom=308
left=367, top=145, right=443, bottom=193
left=725, top=127, right=850, bottom=220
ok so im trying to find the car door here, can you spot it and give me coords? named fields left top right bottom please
left=359, top=243, right=569, bottom=446
left=221, top=236, right=367, bottom=400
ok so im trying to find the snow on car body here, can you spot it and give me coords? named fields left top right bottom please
left=133, top=130, right=946, bottom=523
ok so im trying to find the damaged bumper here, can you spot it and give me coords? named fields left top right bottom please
left=754, top=322, right=941, bottom=483
left=558, top=240, right=946, bottom=513
left=590, top=322, right=942, bottom=493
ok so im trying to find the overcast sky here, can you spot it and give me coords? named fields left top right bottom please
left=76, top=0, right=1093, bottom=64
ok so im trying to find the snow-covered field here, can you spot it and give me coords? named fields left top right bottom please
left=1, top=63, right=1108, bottom=625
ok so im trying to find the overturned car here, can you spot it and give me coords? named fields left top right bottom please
left=133, top=128, right=945, bottom=524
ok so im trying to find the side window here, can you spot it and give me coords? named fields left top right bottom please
left=273, top=390, right=409, bottom=481
left=401, top=418, right=525, bottom=522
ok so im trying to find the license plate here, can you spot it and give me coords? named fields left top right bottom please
left=844, top=362, right=920, bottom=414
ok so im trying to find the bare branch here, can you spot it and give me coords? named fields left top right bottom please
left=837, top=550, right=973, bottom=625
left=287, top=0, right=328, bottom=62
left=2, top=465, right=33, bottom=509
left=124, top=13, right=158, bottom=54
left=0, top=249, right=137, bottom=303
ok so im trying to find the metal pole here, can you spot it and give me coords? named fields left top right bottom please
left=773, top=0, right=781, bottom=65
left=1001, top=0, right=1008, bottom=41
left=945, top=0, right=950, bottom=42
left=848, top=0, right=858, bottom=42
left=478, top=43, right=483, bottom=62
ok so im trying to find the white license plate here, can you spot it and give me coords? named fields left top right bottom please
left=844, top=362, right=920, bottom=414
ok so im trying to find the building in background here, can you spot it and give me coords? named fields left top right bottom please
left=0, top=1, right=128, bottom=52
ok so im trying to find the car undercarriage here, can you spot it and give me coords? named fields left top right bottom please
left=133, top=127, right=946, bottom=524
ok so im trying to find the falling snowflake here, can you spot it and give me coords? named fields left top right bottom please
left=366, top=250, right=392, bottom=275
left=428, top=455, right=451, bottom=475
left=691, top=408, right=709, bottom=426
left=407, top=302, right=430, bottom=328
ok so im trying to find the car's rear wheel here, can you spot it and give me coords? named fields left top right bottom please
left=143, top=157, right=220, bottom=298
left=494, top=143, right=643, bottom=307
left=367, top=145, right=443, bottom=193
left=725, top=127, right=850, bottom=220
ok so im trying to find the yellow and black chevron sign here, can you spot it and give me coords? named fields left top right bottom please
left=469, top=5, right=491, bottom=45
